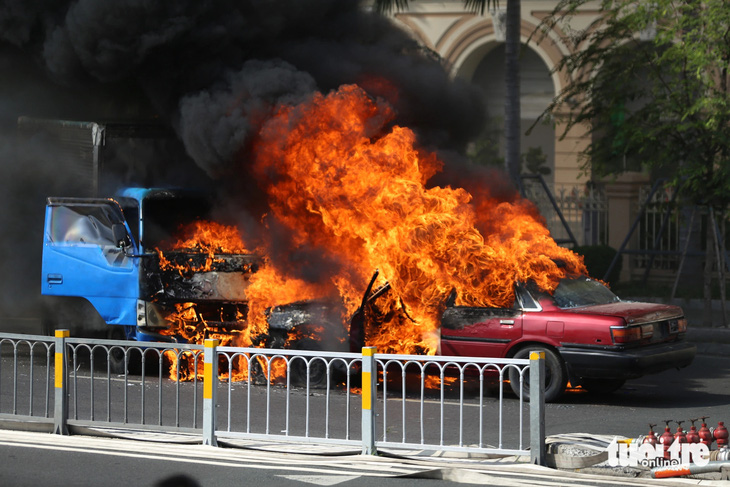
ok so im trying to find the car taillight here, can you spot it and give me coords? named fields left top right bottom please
left=611, top=325, right=652, bottom=344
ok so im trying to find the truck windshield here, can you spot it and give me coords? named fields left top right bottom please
left=552, top=277, right=620, bottom=309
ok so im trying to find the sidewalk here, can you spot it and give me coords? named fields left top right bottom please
left=2, top=428, right=727, bottom=486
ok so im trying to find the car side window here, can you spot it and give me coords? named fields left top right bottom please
left=441, top=289, right=519, bottom=330
left=514, top=284, right=541, bottom=311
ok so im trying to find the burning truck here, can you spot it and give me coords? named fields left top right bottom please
left=41, top=186, right=348, bottom=375
left=33, top=117, right=348, bottom=375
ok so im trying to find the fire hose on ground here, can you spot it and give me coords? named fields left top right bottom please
left=544, top=419, right=729, bottom=479
left=652, top=454, right=730, bottom=479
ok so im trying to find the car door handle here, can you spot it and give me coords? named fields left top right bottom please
left=47, top=273, right=63, bottom=285
left=500, top=319, right=514, bottom=325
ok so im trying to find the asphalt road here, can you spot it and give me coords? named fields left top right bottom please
left=1, top=349, right=729, bottom=486
left=547, top=353, right=730, bottom=439
left=1, top=431, right=470, bottom=487
left=2, top=347, right=729, bottom=443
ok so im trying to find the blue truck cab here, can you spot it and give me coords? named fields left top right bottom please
left=41, top=187, right=256, bottom=343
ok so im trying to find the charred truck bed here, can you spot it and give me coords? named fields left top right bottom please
left=143, top=252, right=259, bottom=302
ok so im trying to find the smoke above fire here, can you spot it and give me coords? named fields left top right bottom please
left=1, top=0, right=485, bottom=160
left=0, top=0, right=485, bottom=317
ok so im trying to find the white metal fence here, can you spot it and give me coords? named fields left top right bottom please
left=633, top=184, right=682, bottom=275
left=0, top=331, right=547, bottom=464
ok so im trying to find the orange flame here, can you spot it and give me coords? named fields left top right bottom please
left=155, top=221, right=258, bottom=380
left=250, top=84, right=586, bottom=355
left=424, top=375, right=459, bottom=390
left=156, top=83, right=586, bottom=384
left=156, top=221, right=253, bottom=274
left=165, top=220, right=251, bottom=255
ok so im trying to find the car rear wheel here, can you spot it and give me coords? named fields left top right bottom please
left=508, top=345, right=568, bottom=403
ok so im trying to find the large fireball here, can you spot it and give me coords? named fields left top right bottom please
left=248, top=84, right=586, bottom=354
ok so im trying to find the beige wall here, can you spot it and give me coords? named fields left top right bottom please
left=384, top=1, right=603, bottom=192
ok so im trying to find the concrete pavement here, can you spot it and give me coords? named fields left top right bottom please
left=1, top=428, right=727, bottom=487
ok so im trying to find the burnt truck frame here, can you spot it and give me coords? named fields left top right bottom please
left=41, top=188, right=340, bottom=369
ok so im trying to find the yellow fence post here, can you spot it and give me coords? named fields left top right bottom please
left=53, top=329, right=70, bottom=435
left=203, top=339, right=219, bottom=447
left=529, top=350, right=546, bottom=466
left=361, top=346, right=377, bottom=455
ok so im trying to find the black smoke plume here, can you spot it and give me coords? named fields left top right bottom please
left=0, top=0, right=487, bottom=319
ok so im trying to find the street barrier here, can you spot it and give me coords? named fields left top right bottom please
left=0, top=333, right=54, bottom=422
left=0, top=330, right=546, bottom=464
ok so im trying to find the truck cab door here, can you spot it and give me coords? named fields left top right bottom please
left=42, top=198, right=139, bottom=326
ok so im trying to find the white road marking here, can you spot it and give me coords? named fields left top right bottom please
left=278, top=475, right=359, bottom=485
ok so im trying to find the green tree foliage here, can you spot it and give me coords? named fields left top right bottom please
left=522, top=146, right=550, bottom=177
left=538, top=0, right=730, bottom=211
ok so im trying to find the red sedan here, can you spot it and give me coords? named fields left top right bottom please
left=352, top=275, right=696, bottom=402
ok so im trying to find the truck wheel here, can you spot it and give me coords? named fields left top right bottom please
left=107, top=326, right=141, bottom=375
left=289, top=339, right=328, bottom=388
left=107, top=327, right=125, bottom=374
left=508, top=345, right=567, bottom=403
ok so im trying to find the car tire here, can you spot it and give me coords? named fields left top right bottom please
left=508, top=345, right=568, bottom=403
left=107, top=327, right=127, bottom=374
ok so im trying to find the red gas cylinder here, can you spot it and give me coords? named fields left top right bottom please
left=686, top=419, right=700, bottom=444
left=660, top=421, right=674, bottom=459
left=643, top=424, right=658, bottom=447
left=699, top=417, right=713, bottom=448
left=714, top=421, right=728, bottom=448
left=674, top=421, right=688, bottom=445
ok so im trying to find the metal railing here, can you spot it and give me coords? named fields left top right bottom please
left=372, top=352, right=541, bottom=457
left=0, top=331, right=547, bottom=464
left=522, top=176, right=608, bottom=248
left=65, top=336, right=205, bottom=433
left=0, top=333, right=55, bottom=422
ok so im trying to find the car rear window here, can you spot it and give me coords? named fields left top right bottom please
left=553, top=277, right=620, bottom=308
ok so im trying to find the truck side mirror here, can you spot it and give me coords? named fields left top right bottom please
left=112, top=223, right=129, bottom=248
